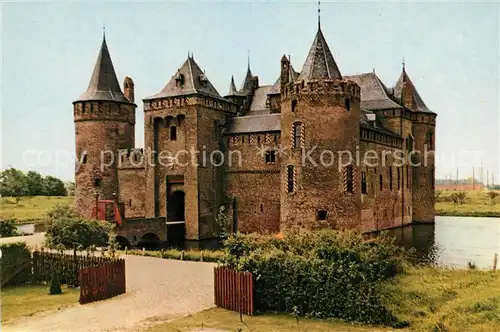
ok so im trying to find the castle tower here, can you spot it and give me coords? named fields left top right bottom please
left=280, top=23, right=362, bottom=230
left=73, top=35, right=136, bottom=217
left=394, top=67, right=437, bottom=223
left=143, top=54, right=237, bottom=241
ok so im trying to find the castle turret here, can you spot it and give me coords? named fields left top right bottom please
left=123, top=76, right=135, bottom=103
left=394, top=67, right=436, bottom=223
left=73, top=34, right=136, bottom=217
left=280, top=23, right=361, bottom=230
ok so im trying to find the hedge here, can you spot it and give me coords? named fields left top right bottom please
left=0, top=242, right=32, bottom=287
left=126, top=248, right=224, bottom=263
left=221, top=230, right=407, bottom=327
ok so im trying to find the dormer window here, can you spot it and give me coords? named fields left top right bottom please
left=199, top=73, right=208, bottom=87
left=175, top=71, right=184, bottom=87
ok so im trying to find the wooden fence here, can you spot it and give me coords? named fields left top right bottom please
left=79, top=260, right=126, bottom=304
left=214, top=267, right=253, bottom=315
left=32, top=251, right=118, bottom=286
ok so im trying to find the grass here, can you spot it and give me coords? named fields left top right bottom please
left=145, top=307, right=394, bottom=332
left=147, top=267, right=500, bottom=332
left=436, top=190, right=499, bottom=217
left=1, top=284, right=79, bottom=323
left=384, top=267, right=500, bottom=332
left=124, top=248, right=225, bottom=263
left=0, top=196, right=74, bottom=222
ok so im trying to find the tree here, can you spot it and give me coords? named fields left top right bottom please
left=65, top=181, right=75, bottom=196
left=42, top=176, right=67, bottom=196
left=0, top=168, right=27, bottom=203
left=45, top=217, right=113, bottom=249
left=487, top=191, right=499, bottom=205
left=0, top=219, right=18, bottom=237
left=26, top=171, right=45, bottom=196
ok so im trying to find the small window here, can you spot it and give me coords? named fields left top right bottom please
left=397, top=167, right=401, bottom=190
left=389, top=167, right=393, bottom=191
left=361, top=171, right=367, bottom=194
left=379, top=174, right=383, bottom=191
left=170, top=126, right=177, bottom=140
left=82, top=153, right=87, bottom=164
left=260, top=204, right=263, bottom=212
left=291, top=99, right=297, bottom=113
left=345, top=98, right=351, bottom=111
left=293, top=122, right=302, bottom=149
left=317, top=210, right=327, bottom=221
left=407, top=165, right=410, bottom=189
left=427, top=132, right=434, bottom=150
left=265, top=150, right=276, bottom=164
left=94, top=178, right=101, bottom=187
left=346, top=166, right=354, bottom=193
left=287, top=165, right=295, bottom=193
left=129, top=199, right=132, bottom=207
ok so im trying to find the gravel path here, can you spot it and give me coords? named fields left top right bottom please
left=3, top=255, right=216, bottom=332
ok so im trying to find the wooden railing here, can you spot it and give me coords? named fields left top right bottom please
left=79, top=259, right=126, bottom=304
left=214, top=267, right=253, bottom=315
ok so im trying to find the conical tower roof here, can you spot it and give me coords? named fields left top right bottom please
left=145, top=55, right=221, bottom=100
left=240, top=65, right=254, bottom=94
left=75, top=35, right=130, bottom=103
left=394, top=67, right=434, bottom=113
left=226, top=75, right=239, bottom=96
left=297, top=27, right=342, bottom=82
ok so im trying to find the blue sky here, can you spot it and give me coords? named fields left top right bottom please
left=1, top=0, right=499, bottom=182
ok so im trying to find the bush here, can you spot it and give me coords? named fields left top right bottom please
left=49, top=270, right=62, bottom=295
left=0, top=242, right=32, bottom=287
left=221, top=229, right=406, bottom=326
left=47, top=204, right=80, bottom=222
left=45, top=217, right=113, bottom=249
left=0, top=219, right=18, bottom=237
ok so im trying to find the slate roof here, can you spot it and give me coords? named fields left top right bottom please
left=145, top=56, right=221, bottom=100
left=75, top=36, right=130, bottom=103
left=297, top=27, right=342, bottom=82
left=394, top=70, right=434, bottom=113
left=344, top=72, right=402, bottom=110
left=225, top=113, right=281, bottom=134
left=226, top=75, right=239, bottom=96
left=240, top=66, right=254, bottom=95
left=249, top=85, right=274, bottom=114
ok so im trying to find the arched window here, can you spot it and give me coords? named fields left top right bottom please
left=293, top=122, right=302, bottom=149
left=346, top=166, right=354, bottom=193
left=170, top=126, right=177, bottom=140
left=287, top=165, right=295, bottom=193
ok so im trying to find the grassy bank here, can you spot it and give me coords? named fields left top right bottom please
left=436, top=190, right=499, bottom=217
left=1, top=284, right=79, bottom=323
left=124, top=248, right=225, bottom=262
left=0, top=196, right=74, bottom=223
left=147, top=267, right=500, bottom=332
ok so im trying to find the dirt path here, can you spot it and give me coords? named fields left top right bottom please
left=3, top=255, right=216, bottom=332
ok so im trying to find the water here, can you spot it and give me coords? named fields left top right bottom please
left=387, top=216, right=500, bottom=269
left=16, top=223, right=35, bottom=235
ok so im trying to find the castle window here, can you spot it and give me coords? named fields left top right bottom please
left=407, top=165, right=410, bottom=189
left=361, top=171, right=367, bottom=194
left=170, top=126, right=177, bottom=140
left=293, top=122, right=302, bottom=149
left=406, top=136, right=413, bottom=152
left=175, top=72, right=184, bottom=87
left=94, top=178, right=101, bottom=188
left=344, top=98, right=351, bottom=111
left=397, top=167, right=401, bottom=190
left=389, top=166, right=393, bottom=191
left=260, top=204, right=263, bottom=212
left=82, top=153, right=87, bottom=164
left=291, top=99, right=297, bottom=113
left=346, top=166, right=354, bottom=193
left=287, top=165, right=295, bottom=193
left=427, top=132, right=434, bottom=150
left=265, top=150, right=276, bottom=164
left=129, top=199, right=132, bottom=207
left=317, top=210, right=327, bottom=221
left=379, top=174, right=383, bottom=191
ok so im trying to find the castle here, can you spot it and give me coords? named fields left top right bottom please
left=73, top=19, right=436, bottom=246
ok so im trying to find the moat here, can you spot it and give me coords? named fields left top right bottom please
left=388, top=216, right=500, bottom=269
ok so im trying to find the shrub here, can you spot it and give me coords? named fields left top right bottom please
left=221, top=229, right=406, bottom=326
left=0, top=219, right=18, bottom=237
left=47, top=204, right=80, bottom=222
left=487, top=191, right=499, bottom=205
left=0, top=242, right=32, bottom=287
left=49, top=270, right=62, bottom=295
left=45, top=217, right=113, bottom=249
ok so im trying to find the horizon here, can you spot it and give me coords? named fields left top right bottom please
left=1, top=1, right=499, bottom=181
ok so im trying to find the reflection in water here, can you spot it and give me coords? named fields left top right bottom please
left=386, top=216, right=500, bottom=269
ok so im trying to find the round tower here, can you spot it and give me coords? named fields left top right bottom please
left=280, top=26, right=362, bottom=230
left=73, top=35, right=136, bottom=218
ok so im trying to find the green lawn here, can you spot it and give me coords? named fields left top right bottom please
left=146, top=308, right=394, bottom=332
left=0, top=196, right=74, bottom=222
left=436, top=190, right=499, bottom=217
left=1, top=284, right=79, bottom=323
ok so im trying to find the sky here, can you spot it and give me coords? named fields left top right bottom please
left=1, top=0, right=499, bottom=182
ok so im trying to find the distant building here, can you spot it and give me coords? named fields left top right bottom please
left=73, top=17, right=436, bottom=246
